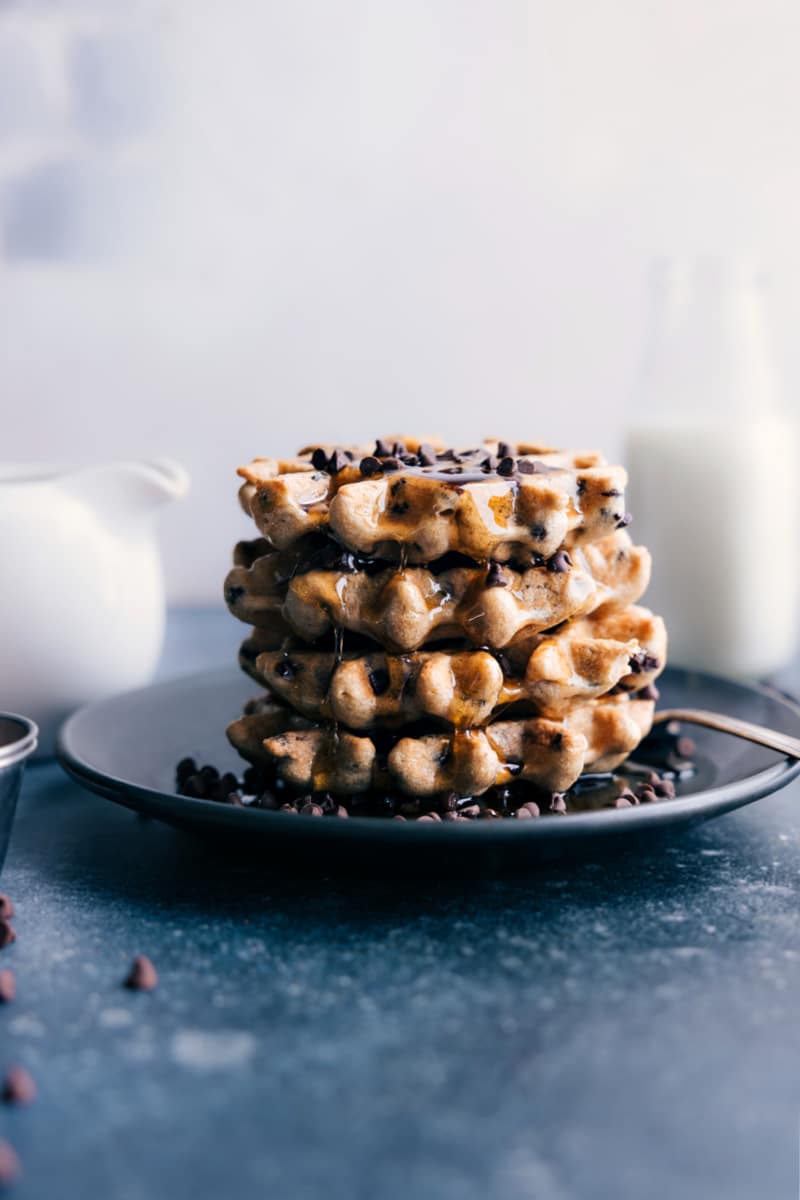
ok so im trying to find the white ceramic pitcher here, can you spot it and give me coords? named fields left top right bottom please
left=0, top=460, right=189, bottom=755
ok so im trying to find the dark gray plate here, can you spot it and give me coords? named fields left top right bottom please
left=56, top=666, right=800, bottom=868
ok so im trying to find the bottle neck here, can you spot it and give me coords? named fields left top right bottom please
left=637, top=258, right=781, bottom=421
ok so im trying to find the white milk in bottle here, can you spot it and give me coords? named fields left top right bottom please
left=625, top=258, right=798, bottom=678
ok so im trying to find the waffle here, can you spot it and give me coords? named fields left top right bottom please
left=237, top=440, right=629, bottom=561
left=227, top=694, right=654, bottom=796
left=252, top=604, right=665, bottom=727
left=222, top=436, right=665, bottom=814
left=225, top=530, right=650, bottom=652
left=226, top=695, right=312, bottom=761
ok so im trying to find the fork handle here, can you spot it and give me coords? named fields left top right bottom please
left=654, top=708, right=800, bottom=761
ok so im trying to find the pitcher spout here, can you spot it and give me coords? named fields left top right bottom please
left=60, top=459, right=190, bottom=527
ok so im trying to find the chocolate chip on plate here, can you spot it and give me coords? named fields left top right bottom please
left=374, top=438, right=392, bottom=458
left=0, top=970, right=15, bottom=1004
left=327, top=449, right=350, bottom=474
left=123, top=954, right=158, bottom=992
left=176, top=757, right=197, bottom=786
left=497, top=456, right=516, bottom=477
left=310, top=447, right=329, bottom=471
left=0, top=1140, right=21, bottom=1187
left=2, top=1067, right=36, bottom=1107
left=515, top=801, right=540, bottom=819
left=417, top=443, right=438, bottom=467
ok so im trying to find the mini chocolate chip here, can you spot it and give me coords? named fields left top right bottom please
left=0, top=897, right=13, bottom=921
left=549, top=793, right=567, bottom=814
left=2, top=1067, right=36, bottom=1107
left=334, top=805, right=349, bottom=818
left=0, top=970, right=15, bottom=1004
left=175, top=758, right=197, bottom=786
left=200, top=765, right=219, bottom=783
left=311, top=447, right=329, bottom=470
left=637, top=785, right=658, bottom=804
left=368, top=668, right=390, bottom=696
left=637, top=682, right=660, bottom=701
left=124, top=954, right=158, bottom=991
left=225, top=584, right=245, bottom=606
left=360, top=455, right=382, bottom=476
left=418, top=443, right=437, bottom=466
left=652, top=779, right=676, bottom=799
left=577, top=478, right=587, bottom=495
left=382, top=456, right=402, bottom=471
left=516, top=801, right=541, bottom=819
left=389, top=499, right=410, bottom=514
left=328, top=449, right=350, bottom=474
left=418, top=812, right=441, bottom=822
left=628, top=651, right=659, bottom=675
left=616, top=512, right=633, bottom=529
left=497, top=456, right=516, bottom=476
left=601, top=488, right=621, bottom=497
left=300, top=802, right=324, bottom=816
left=374, top=438, right=392, bottom=457
left=0, top=921, right=15, bottom=950
left=497, top=441, right=514, bottom=459
left=0, top=1140, right=21, bottom=1187
left=612, top=796, right=633, bottom=808
left=516, top=460, right=536, bottom=474
left=546, top=550, right=572, bottom=574
left=550, top=732, right=563, bottom=749
left=275, top=659, right=297, bottom=680
left=401, top=454, right=419, bottom=467
left=243, top=765, right=267, bottom=792
left=480, top=453, right=498, bottom=472
left=486, top=561, right=507, bottom=588
left=530, top=523, right=547, bottom=541
left=437, top=448, right=456, bottom=461
left=617, top=788, right=639, bottom=804
left=460, top=804, right=480, bottom=819
left=182, top=774, right=208, bottom=798
left=392, top=441, right=407, bottom=457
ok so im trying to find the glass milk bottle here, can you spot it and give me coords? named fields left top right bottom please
left=625, top=257, right=799, bottom=678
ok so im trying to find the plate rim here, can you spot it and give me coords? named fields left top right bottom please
left=55, top=665, right=800, bottom=845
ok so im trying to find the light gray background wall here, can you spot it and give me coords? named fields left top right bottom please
left=2, top=0, right=798, bottom=601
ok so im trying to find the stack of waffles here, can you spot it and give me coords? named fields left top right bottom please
left=224, top=437, right=666, bottom=818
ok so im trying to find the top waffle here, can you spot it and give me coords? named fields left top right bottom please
left=237, top=438, right=630, bottom=563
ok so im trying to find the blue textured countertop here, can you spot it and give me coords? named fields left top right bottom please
left=3, top=611, right=800, bottom=1200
